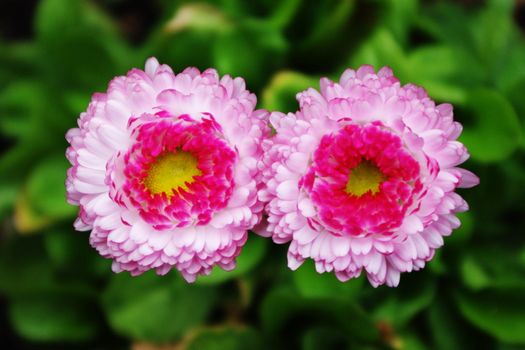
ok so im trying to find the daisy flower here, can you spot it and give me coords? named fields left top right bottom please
left=66, top=58, right=269, bottom=282
left=259, top=65, right=479, bottom=287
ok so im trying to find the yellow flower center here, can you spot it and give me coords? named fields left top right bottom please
left=345, top=160, right=386, bottom=197
left=143, top=151, right=201, bottom=196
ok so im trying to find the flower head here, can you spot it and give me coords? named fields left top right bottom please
left=66, top=58, right=269, bottom=282
left=259, top=65, right=479, bottom=287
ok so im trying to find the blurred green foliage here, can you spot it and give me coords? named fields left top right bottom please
left=1, top=0, right=525, bottom=349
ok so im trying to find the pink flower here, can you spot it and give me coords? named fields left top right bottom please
left=66, top=58, right=269, bottom=282
left=259, top=65, right=479, bottom=287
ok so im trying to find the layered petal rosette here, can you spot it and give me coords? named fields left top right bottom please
left=259, top=66, right=479, bottom=287
left=66, top=58, right=269, bottom=282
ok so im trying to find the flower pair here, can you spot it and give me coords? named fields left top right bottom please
left=66, top=58, right=478, bottom=287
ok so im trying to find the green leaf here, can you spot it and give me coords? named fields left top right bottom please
left=0, top=42, right=38, bottom=90
left=9, top=296, right=99, bottom=342
left=447, top=211, right=474, bottom=247
left=36, top=0, right=116, bottom=42
left=146, top=3, right=230, bottom=73
left=282, top=0, right=355, bottom=58
left=261, top=288, right=379, bottom=345
left=460, top=246, right=525, bottom=291
left=0, top=237, right=55, bottom=296
left=399, top=331, right=427, bottom=350
left=372, top=274, right=435, bottom=327
left=406, top=45, right=484, bottom=104
left=456, top=289, right=525, bottom=344
left=350, top=28, right=407, bottom=80
left=416, top=3, right=473, bottom=50
left=276, top=0, right=359, bottom=71
left=0, top=181, right=17, bottom=221
left=301, top=327, right=349, bottom=350
left=293, top=260, right=362, bottom=300
left=0, top=80, right=70, bottom=151
left=261, top=71, right=318, bottom=113
left=0, top=81, right=40, bottom=139
left=427, top=249, right=446, bottom=275
left=13, top=188, right=52, bottom=233
left=26, top=155, right=76, bottom=220
left=417, top=1, right=523, bottom=90
left=35, top=0, right=129, bottom=90
left=505, top=78, right=525, bottom=137
left=519, top=248, right=525, bottom=268
left=163, top=3, right=232, bottom=34
left=197, top=233, right=267, bottom=285
left=460, top=256, right=491, bottom=290
left=268, top=0, right=303, bottom=30
left=297, top=0, right=355, bottom=50
left=148, top=29, right=217, bottom=73
left=102, top=272, right=215, bottom=342
left=427, top=297, right=468, bottom=350
left=498, top=42, right=525, bottom=92
left=469, top=4, right=514, bottom=76
left=460, top=89, right=522, bottom=163
left=380, top=0, right=419, bottom=45
left=187, top=327, right=264, bottom=350
left=213, top=20, right=287, bottom=90
left=498, top=344, right=525, bottom=350
left=0, top=235, right=95, bottom=297
left=408, top=46, right=458, bottom=80
left=44, top=229, right=109, bottom=278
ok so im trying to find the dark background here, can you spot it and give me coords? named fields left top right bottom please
left=1, top=0, right=525, bottom=349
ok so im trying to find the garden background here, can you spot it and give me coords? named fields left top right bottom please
left=1, top=0, right=525, bottom=349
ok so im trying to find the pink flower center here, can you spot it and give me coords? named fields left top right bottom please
left=117, top=113, right=237, bottom=230
left=301, top=123, right=421, bottom=237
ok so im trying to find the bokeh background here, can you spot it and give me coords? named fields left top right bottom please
left=1, top=0, right=525, bottom=349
